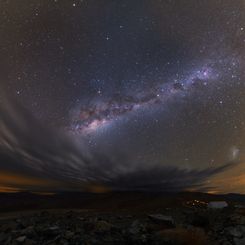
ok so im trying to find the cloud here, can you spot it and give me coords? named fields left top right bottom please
left=0, top=97, right=234, bottom=192
left=0, top=97, right=90, bottom=186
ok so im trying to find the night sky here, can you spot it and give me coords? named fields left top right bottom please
left=0, top=0, right=245, bottom=193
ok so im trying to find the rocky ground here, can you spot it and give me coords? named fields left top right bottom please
left=0, top=204, right=245, bottom=245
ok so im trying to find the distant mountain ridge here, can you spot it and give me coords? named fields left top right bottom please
left=0, top=191, right=244, bottom=213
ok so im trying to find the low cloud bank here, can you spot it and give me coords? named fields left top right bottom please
left=0, top=98, right=233, bottom=192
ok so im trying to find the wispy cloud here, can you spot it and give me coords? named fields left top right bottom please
left=0, top=97, right=234, bottom=192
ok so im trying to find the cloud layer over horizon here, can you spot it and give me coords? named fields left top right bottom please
left=0, top=97, right=236, bottom=193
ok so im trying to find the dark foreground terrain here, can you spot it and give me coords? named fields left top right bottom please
left=0, top=192, right=244, bottom=245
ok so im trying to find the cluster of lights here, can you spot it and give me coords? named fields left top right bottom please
left=185, top=199, right=207, bottom=207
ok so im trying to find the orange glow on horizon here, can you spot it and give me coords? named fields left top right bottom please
left=0, top=186, right=22, bottom=193
left=85, top=183, right=111, bottom=193
left=0, top=170, right=60, bottom=193
left=206, top=161, right=245, bottom=194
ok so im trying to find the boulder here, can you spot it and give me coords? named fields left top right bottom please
left=0, top=232, right=6, bottom=243
left=49, top=226, right=59, bottom=231
left=94, top=220, right=113, bottom=233
left=21, top=226, right=35, bottom=236
left=129, top=220, right=147, bottom=234
left=227, top=226, right=243, bottom=238
left=189, top=213, right=210, bottom=228
left=235, top=205, right=245, bottom=209
left=230, top=215, right=245, bottom=225
left=2, top=221, right=19, bottom=232
left=41, top=226, right=60, bottom=237
left=148, top=214, right=175, bottom=227
left=234, top=237, right=245, bottom=245
left=64, top=231, right=74, bottom=239
left=15, top=236, right=26, bottom=243
left=157, top=227, right=208, bottom=245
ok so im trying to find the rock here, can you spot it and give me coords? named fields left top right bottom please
left=64, top=231, right=74, bottom=239
left=229, top=227, right=242, bottom=238
left=129, top=220, right=146, bottom=234
left=2, top=221, right=19, bottom=232
left=128, top=220, right=148, bottom=243
left=240, top=225, right=245, bottom=234
left=21, top=226, right=34, bottom=236
left=218, top=239, right=232, bottom=245
left=49, top=226, right=59, bottom=231
left=94, top=220, right=113, bottom=233
left=207, top=201, right=228, bottom=209
left=24, top=239, right=35, bottom=245
left=39, top=211, right=50, bottom=216
left=157, top=227, right=208, bottom=245
left=148, top=214, right=175, bottom=227
left=59, top=238, right=69, bottom=245
left=230, top=215, right=245, bottom=225
left=41, top=226, right=60, bottom=237
left=5, top=236, right=12, bottom=244
left=190, top=213, right=209, bottom=228
left=227, top=226, right=244, bottom=238
left=236, top=208, right=245, bottom=216
left=0, top=232, right=6, bottom=243
left=239, top=216, right=245, bottom=225
left=0, top=207, right=244, bottom=244
left=15, top=236, right=26, bottom=243
left=235, top=205, right=245, bottom=209
left=83, top=220, right=95, bottom=232
left=234, top=237, right=245, bottom=245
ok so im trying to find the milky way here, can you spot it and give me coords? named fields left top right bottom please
left=0, top=0, right=245, bottom=193
left=69, top=60, right=238, bottom=134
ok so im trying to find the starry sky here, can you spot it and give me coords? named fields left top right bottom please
left=0, top=0, right=245, bottom=193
